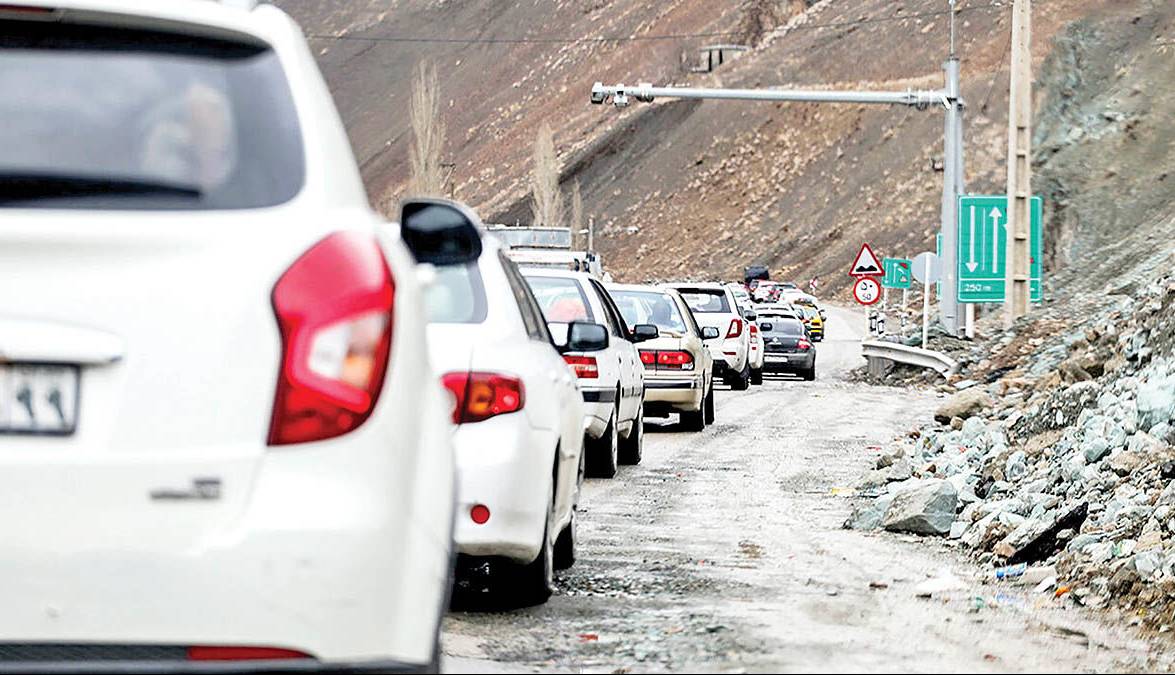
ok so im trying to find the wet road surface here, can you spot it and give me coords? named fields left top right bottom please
left=442, top=307, right=1165, bottom=673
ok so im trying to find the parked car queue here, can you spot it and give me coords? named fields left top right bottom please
left=0, top=2, right=826, bottom=673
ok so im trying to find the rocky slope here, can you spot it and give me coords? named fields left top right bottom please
left=275, top=0, right=1173, bottom=300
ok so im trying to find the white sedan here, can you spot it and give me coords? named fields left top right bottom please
left=424, top=202, right=587, bottom=607
left=523, top=269, right=657, bottom=477
left=0, top=1, right=457, bottom=672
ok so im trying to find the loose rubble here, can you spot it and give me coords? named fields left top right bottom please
left=850, top=272, right=1175, bottom=628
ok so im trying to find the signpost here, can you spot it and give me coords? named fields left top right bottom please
left=957, top=195, right=1042, bottom=303
left=911, top=252, right=941, bottom=350
left=850, top=243, right=883, bottom=336
left=882, top=258, right=913, bottom=289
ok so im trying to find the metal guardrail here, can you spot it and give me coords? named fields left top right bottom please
left=861, top=339, right=958, bottom=377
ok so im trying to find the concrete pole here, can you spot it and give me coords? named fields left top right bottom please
left=939, top=56, right=963, bottom=336
left=1005, top=0, right=1033, bottom=326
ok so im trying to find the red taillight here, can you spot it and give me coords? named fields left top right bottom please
left=798, top=339, right=813, bottom=350
left=639, top=350, right=656, bottom=366
left=726, top=318, right=744, bottom=339
left=187, top=647, right=311, bottom=661
left=268, top=232, right=394, bottom=446
left=564, top=355, right=599, bottom=379
left=657, top=350, right=694, bottom=369
left=441, top=372, right=525, bottom=424
left=749, top=324, right=759, bottom=335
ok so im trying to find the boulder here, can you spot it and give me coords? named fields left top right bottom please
left=1137, top=372, right=1175, bottom=428
left=882, top=479, right=958, bottom=536
left=935, top=389, right=995, bottom=424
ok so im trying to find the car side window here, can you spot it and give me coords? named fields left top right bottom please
left=498, top=253, right=553, bottom=343
left=588, top=279, right=627, bottom=339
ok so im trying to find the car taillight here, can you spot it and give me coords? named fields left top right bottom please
left=441, top=372, right=525, bottom=424
left=798, top=339, right=813, bottom=350
left=749, top=324, right=759, bottom=336
left=726, top=318, right=744, bottom=339
left=563, top=355, right=599, bottom=379
left=657, top=350, right=694, bottom=370
left=639, top=350, right=656, bottom=366
left=268, top=232, right=394, bottom=446
left=187, top=647, right=311, bottom=661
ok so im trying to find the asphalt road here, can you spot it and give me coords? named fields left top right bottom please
left=442, top=306, right=1163, bottom=673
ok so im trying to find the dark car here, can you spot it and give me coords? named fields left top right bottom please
left=759, top=317, right=816, bottom=380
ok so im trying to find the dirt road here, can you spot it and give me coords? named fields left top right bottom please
left=442, top=307, right=1164, bottom=673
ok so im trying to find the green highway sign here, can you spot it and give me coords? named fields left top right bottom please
left=956, top=195, right=1043, bottom=303
left=881, top=258, right=912, bottom=289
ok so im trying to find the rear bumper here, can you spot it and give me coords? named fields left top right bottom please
left=643, top=373, right=704, bottom=411
left=0, top=656, right=430, bottom=674
left=452, top=414, right=553, bottom=563
left=763, top=352, right=815, bottom=371
left=579, top=389, right=615, bottom=438
left=0, top=386, right=456, bottom=667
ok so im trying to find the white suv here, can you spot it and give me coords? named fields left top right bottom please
left=423, top=202, right=586, bottom=608
left=523, top=269, right=657, bottom=477
left=0, top=1, right=456, bottom=672
left=666, top=283, right=752, bottom=390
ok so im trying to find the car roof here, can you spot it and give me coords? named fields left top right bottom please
left=5, top=0, right=287, bottom=41
left=663, top=281, right=727, bottom=291
left=607, top=282, right=670, bottom=293
left=518, top=267, right=594, bottom=282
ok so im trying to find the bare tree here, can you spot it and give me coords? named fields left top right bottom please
left=530, top=123, right=563, bottom=228
left=569, top=181, right=584, bottom=247
left=407, top=62, right=446, bottom=197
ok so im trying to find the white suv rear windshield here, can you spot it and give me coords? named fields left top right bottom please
left=678, top=289, right=731, bottom=314
left=0, top=21, right=304, bottom=210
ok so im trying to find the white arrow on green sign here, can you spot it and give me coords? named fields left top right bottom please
left=881, top=257, right=912, bottom=289
left=956, top=195, right=1043, bottom=303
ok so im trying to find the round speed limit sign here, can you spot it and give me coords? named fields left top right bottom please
left=853, top=276, right=882, bottom=305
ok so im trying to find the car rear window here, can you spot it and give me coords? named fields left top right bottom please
left=678, top=289, right=731, bottom=314
left=524, top=275, right=594, bottom=323
left=0, top=20, right=304, bottom=210
left=424, top=263, right=488, bottom=324
left=764, top=318, right=805, bottom=336
left=611, top=290, right=688, bottom=334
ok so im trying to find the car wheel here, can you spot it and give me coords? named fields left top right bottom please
left=731, top=363, right=751, bottom=391
left=554, top=509, right=576, bottom=570
left=618, top=401, right=643, bottom=465
left=750, top=367, right=763, bottom=385
left=680, top=398, right=705, bottom=432
left=804, top=364, right=817, bottom=381
left=703, top=386, right=715, bottom=425
left=586, top=408, right=619, bottom=478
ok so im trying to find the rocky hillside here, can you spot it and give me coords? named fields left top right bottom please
left=276, top=0, right=1172, bottom=302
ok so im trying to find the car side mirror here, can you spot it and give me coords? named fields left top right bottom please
left=399, top=198, right=483, bottom=265
left=563, top=321, right=609, bottom=353
left=743, top=311, right=758, bottom=322
left=759, top=322, right=773, bottom=332
left=701, top=326, right=720, bottom=340
left=631, top=324, right=659, bottom=343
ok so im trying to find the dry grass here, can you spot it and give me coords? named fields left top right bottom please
left=406, top=61, right=446, bottom=198
left=569, top=180, right=584, bottom=248
left=529, top=123, right=563, bottom=228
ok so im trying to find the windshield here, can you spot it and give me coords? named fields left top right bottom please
left=678, top=289, right=730, bottom=314
left=0, top=20, right=303, bottom=210
left=524, top=275, right=594, bottom=323
left=424, top=263, right=488, bottom=324
left=612, top=290, right=688, bottom=334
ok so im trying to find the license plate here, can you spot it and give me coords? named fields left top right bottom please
left=766, top=354, right=789, bottom=362
left=0, top=364, right=80, bottom=435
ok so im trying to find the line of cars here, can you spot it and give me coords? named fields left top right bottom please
left=0, top=2, right=829, bottom=673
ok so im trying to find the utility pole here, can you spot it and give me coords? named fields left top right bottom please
left=1004, top=0, right=1033, bottom=327
left=589, top=2, right=966, bottom=336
